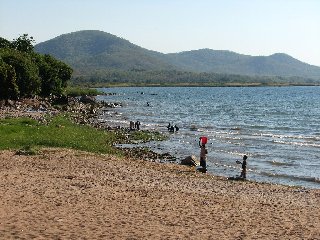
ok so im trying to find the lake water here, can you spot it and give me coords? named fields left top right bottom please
left=97, top=86, right=320, bottom=189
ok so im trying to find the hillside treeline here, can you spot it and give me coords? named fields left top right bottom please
left=0, top=34, right=72, bottom=100
left=35, top=30, right=320, bottom=79
left=72, top=69, right=320, bottom=87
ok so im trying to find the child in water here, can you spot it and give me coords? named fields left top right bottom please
left=237, top=155, right=248, bottom=179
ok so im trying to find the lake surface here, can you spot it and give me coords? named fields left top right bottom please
left=97, top=86, right=320, bottom=189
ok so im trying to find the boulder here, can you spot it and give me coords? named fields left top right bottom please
left=181, top=155, right=198, bottom=166
left=79, top=95, right=96, bottom=104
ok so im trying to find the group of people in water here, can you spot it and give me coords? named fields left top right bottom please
left=198, top=136, right=247, bottom=179
left=167, top=123, right=179, bottom=133
left=129, top=121, right=141, bottom=131
left=128, top=119, right=246, bottom=179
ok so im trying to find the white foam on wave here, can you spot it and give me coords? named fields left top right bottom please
left=273, top=140, right=320, bottom=148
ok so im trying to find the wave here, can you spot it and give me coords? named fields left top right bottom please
left=190, top=124, right=199, bottom=131
left=273, top=140, right=320, bottom=148
left=260, top=171, right=320, bottom=184
left=266, top=160, right=297, bottom=167
left=214, top=149, right=249, bottom=158
left=253, top=132, right=320, bottom=141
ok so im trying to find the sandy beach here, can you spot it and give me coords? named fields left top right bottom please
left=1, top=147, right=320, bottom=239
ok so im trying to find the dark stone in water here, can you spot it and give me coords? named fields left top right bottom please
left=80, top=95, right=96, bottom=104
left=181, top=155, right=198, bottom=166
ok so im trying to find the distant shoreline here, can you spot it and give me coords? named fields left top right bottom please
left=77, top=82, right=320, bottom=88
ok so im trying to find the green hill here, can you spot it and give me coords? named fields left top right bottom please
left=35, top=30, right=174, bottom=75
left=166, top=49, right=320, bottom=77
left=35, top=30, right=320, bottom=80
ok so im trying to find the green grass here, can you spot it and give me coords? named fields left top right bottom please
left=0, top=115, right=121, bottom=155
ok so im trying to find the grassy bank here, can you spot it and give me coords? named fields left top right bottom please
left=0, top=114, right=167, bottom=155
left=0, top=115, right=120, bottom=154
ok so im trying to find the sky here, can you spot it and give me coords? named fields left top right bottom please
left=1, top=0, right=320, bottom=66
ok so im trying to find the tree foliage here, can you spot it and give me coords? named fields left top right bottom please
left=0, top=34, right=73, bottom=99
left=0, top=37, right=12, bottom=49
left=1, top=49, right=41, bottom=97
left=35, top=54, right=72, bottom=96
left=0, top=58, right=19, bottom=99
left=71, top=69, right=320, bottom=87
left=12, top=34, right=35, bottom=53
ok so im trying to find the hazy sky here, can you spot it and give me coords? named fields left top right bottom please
left=1, top=0, right=320, bottom=66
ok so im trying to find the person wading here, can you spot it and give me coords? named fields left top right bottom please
left=199, top=137, right=208, bottom=173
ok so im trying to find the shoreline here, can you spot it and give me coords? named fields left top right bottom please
left=2, top=96, right=318, bottom=190
left=1, top=98, right=320, bottom=238
left=1, top=147, right=319, bottom=239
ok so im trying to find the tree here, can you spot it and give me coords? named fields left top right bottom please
left=11, top=34, right=35, bottom=53
left=0, top=58, right=19, bottom=99
left=0, top=37, right=12, bottom=49
left=0, top=35, right=73, bottom=99
left=1, top=49, right=41, bottom=97
left=35, top=54, right=73, bottom=96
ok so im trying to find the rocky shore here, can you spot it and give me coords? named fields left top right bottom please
left=0, top=96, right=120, bottom=128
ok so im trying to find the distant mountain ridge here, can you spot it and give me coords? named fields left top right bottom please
left=165, top=49, right=320, bottom=77
left=35, top=30, right=320, bottom=78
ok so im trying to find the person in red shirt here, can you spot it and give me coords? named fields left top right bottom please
left=199, top=143, right=208, bottom=172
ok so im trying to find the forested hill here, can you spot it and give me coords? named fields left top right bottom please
left=35, top=30, right=320, bottom=79
left=35, top=30, right=174, bottom=74
left=165, top=50, right=320, bottom=78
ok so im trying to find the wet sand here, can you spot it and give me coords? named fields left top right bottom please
left=1, top=148, right=320, bottom=239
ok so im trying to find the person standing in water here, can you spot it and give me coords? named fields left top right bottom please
left=238, top=155, right=248, bottom=179
left=199, top=138, right=208, bottom=172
